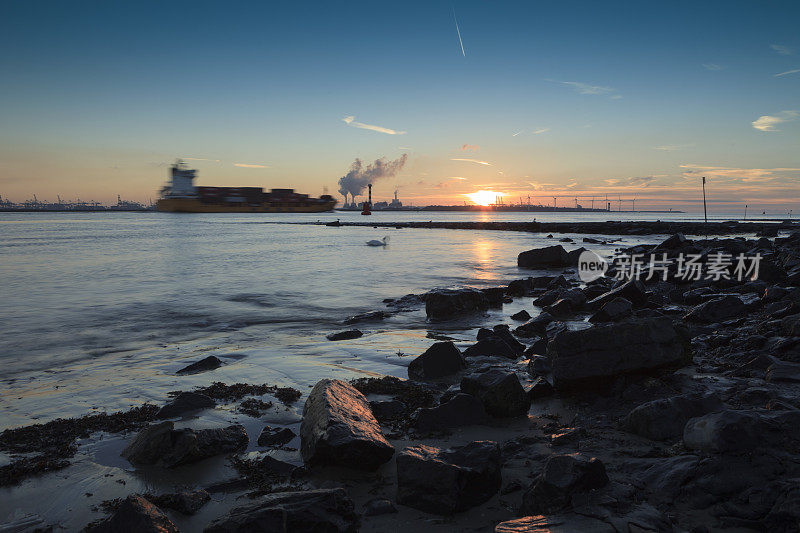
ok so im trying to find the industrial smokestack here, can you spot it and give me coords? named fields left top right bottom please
left=337, top=154, right=408, bottom=201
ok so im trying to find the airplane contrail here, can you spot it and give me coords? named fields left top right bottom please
left=453, top=7, right=465, bottom=57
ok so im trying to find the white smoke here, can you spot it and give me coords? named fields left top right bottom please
left=337, top=154, right=408, bottom=200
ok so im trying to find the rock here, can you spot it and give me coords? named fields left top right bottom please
left=326, top=329, right=363, bottom=341
left=684, top=295, right=746, bottom=322
left=527, top=356, right=551, bottom=376
left=415, top=393, right=490, bottom=432
left=566, top=247, right=587, bottom=266
left=425, top=288, right=489, bottom=320
left=514, top=312, right=554, bottom=338
left=683, top=410, right=762, bottom=453
left=203, top=488, right=359, bottom=533
left=507, top=279, right=532, bottom=296
left=550, top=427, right=582, bottom=446
left=528, top=377, right=555, bottom=399
left=481, top=287, right=506, bottom=306
left=766, top=361, right=800, bottom=383
left=396, top=441, right=501, bottom=514
left=177, top=355, right=222, bottom=375
left=257, top=426, right=296, bottom=447
left=588, top=297, right=632, bottom=323
left=363, top=498, right=397, bottom=516
left=494, top=514, right=612, bottom=533
left=782, top=313, right=800, bottom=336
left=520, top=454, right=609, bottom=515
left=518, top=245, right=570, bottom=268
left=460, top=369, right=530, bottom=417
left=343, top=311, right=386, bottom=325
left=150, top=490, right=211, bottom=515
left=491, top=325, right=527, bottom=352
left=654, top=233, right=688, bottom=250
left=407, top=341, right=466, bottom=380
left=463, top=337, right=519, bottom=359
left=157, top=392, right=216, bottom=419
left=586, top=279, right=648, bottom=309
left=299, top=379, right=393, bottom=470
left=625, top=392, right=723, bottom=441
left=636, top=455, right=699, bottom=501
left=87, top=495, right=178, bottom=533
left=369, top=399, right=407, bottom=420
left=547, top=317, right=691, bottom=390
left=511, top=310, right=531, bottom=321
left=121, top=422, right=248, bottom=468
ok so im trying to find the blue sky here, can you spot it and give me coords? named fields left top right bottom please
left=1, top=0, right=798, bottom=211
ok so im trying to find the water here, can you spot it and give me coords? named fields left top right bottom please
left=0, top=210, right=775, bottom=428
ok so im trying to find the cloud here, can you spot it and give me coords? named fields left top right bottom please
left=775, top=69, right=800, bottom=77
left=654, top=144, right=692, bottom=151
left=771, top=44, right=794, bottom=55
left=342, top=115, right=406, bottom=135
left=461, top=144, right=480, bottom=152
left=451, top=158, right=491, bottom=166
left=554, top=80, right=620, bottom=97
left=680, top=164, right=800, bottom=183
left=234, top=163, right=269, bottom=168
left=702, top=63, right=725, bottom=71
left=603, top=176, right=659, bottom=187
left=532, top=128, right=550, bottom=135
left=752, top=110, right=799, bottom=131
left=512, top=130, right=524, bottom=137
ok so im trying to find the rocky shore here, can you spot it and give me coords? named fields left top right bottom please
left=3, top=230, right=800, bottom=532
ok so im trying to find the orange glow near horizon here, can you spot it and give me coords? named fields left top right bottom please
left=465, top=190, right=504, bottom=206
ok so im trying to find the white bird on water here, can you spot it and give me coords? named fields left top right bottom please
left=366, top=236, right=389, bottom=247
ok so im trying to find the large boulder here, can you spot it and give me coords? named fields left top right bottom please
left=121, top=422, right=248, bottom=468
left=588, top=297, right=632, bottom=323
left=514, top=312, right=554, bottom=338
left=624, top=392, right=723, bottom=441
left=87, top=495, right=178, bottom=533
left=396, top=441, right=501, bottom=514
left=425, top=288, right=489, bottom=320
left=547, top=317, right=691, bottom=390
left=415, top=393, right=490, bottom=432
left=684, top=295, right=746, bottom=323
left=203, top=488, right=359, bottom=533
left=586, top=279, right=648, bottom=309
left=157, top=392, right=216, bottom=419
left=300, top=379, right=393, bottom=471
left=520, top=454, right=608, bottom=515
left=683, top=410, right=762, bottom=453
left=177, top=355, right=222, bottom=375
left=518, top=245, right=570, bottom=268
left=407, top=341, right=465, bottom=380
left=460, top=369, right=530, bottom=417
left=463, top=337, right=519, bottom=359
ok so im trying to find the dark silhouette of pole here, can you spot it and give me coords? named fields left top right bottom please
left=702, top=176, right=707, bottom=223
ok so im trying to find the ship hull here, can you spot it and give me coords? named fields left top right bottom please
left=156, top=198, right=337, bottom=213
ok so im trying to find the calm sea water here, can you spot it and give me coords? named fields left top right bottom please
left=0, top=210, right=779, bottom=428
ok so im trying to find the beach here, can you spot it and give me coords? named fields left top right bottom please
left=2, top=211, right=800, bottom=532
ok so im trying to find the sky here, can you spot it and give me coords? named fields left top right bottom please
left=1, top=0, right=798, bottom=212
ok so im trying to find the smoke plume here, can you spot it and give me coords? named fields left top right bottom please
left=337, top=154, right=408, bottom=199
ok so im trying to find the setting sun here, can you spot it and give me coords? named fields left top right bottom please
left=465, top=190, right=504, bottom=207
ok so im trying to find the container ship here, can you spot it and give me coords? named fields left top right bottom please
left=156, top=160, right=337, bottom=213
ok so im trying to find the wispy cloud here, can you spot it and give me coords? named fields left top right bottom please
left=775, top=68, right=800, bottom=77
left=342, top=115, right=406, bottom=135
left=702, top=63, right=725, bottom=71
left=604, top=176, right=659, bottom=187
left=554, top=80, right=620, bottom=98
left=461, top=144, right=480, bottom=152
left=234, top=163, right=269, bottom=168
left=680, top=164, right=800, bottom=183
left=512, top=130, right=524, bottom=137
left=654, top=144, right=692, bottom=152
left=532, top=128, right=550, bottom=135
left=451, top=158, right=491, bottom=166
left=771, top=44, right=794, bottom=56
left=752, top=110, right=799, bottom=131
left=453, top=7, right=466, bottom=57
